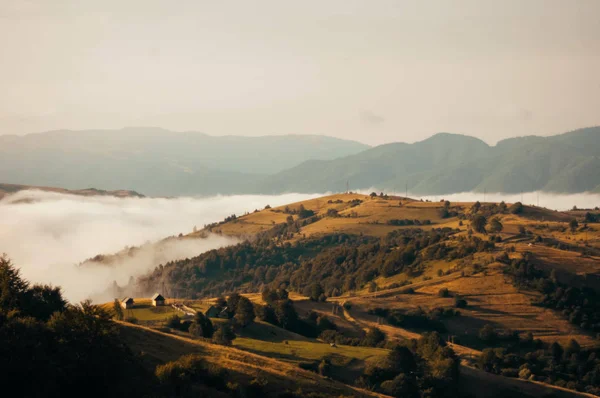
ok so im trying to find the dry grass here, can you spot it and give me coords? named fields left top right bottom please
left=118, top=321, right=387, bottom=397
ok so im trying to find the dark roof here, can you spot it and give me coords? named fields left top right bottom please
left=122, top=297, right=134, bottom=303
left=152, top=293, right=165, bottom=300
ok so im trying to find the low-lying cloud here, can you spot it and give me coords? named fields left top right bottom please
left=361, top=189, right=600, bottom=212
left=416, top=191, right=600, bottom=211
left=2, top=188, right=598, bottom=303
left=0, top=190, right=320, bottom=302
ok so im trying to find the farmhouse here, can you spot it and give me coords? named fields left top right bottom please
left=205, top=305, right=220, bottom=318
left=121, top=297, right=134, bottom=309
left=152, top=293, right=165, bottom=307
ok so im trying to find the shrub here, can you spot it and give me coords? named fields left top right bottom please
left=454, top=297, right=467, bottom=308
left=166, top=314, right=182, bottom=329
left=212, top=324, right=236, bottom=346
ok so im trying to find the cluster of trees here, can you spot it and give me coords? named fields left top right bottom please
left=585, top=212, right=599, bottom=223
left=358, top=332, right=460, bottom=398
left=0, top=255, right=154, bottom=396
left=502, top=253, right=600, bottom=333
left=368, top=306, right=461, bottom=333
left=281, top=204, right=315, bottom=219
left=319, top=326, right=387, bottom=348
left=479, top=339, right=600, bottom=394
left=255, top=288, right=338, bottom=338
left=438, top=200, right=460, bottom=219
left=139, top=226, right=494, bottom=303
left=387, top=219, right=432, bottom=226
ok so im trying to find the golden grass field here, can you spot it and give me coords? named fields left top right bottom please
left=106, top=194, right=600, bottom=397
left=118, top=321, right=388, bottom=397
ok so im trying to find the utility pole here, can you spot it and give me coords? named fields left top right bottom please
left=346, top=180, right=349, bottom=194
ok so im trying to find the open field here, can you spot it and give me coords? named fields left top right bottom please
left=118, top=321, right=387, bottom=397
left=126, top=194, right=600, bottom=396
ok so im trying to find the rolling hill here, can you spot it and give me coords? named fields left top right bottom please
left=257, top=127, right=600, bottom=195
left=83, top=193, right=600, bottom=396
left=0, top=127, right=369, bottom=196
left=1, top=126, right=599, bottom=196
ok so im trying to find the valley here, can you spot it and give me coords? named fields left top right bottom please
left=92, top=192, right=600, bottom=397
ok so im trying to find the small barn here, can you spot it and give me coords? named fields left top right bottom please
left=205, top=305, right=220, bottom=318
left=152, top=293, right=165, bottom=307
left=121, top=297, right=134, bottom=309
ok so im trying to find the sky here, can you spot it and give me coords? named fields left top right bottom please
left=1, top=1, right=599, bottom=145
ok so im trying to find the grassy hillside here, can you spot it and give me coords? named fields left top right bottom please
left=126, top=192, right=600, bottom=394
left=118, top=321, right=386, bottom=397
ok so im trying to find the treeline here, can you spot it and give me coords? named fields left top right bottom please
left=139, top=227, right=495, bottom=301
left=479, top=338, right=600, bottom=394
left=0, top=255, right=155, bottom=397
left=358, top=332, right=460, bottom=398
left=368, top=306, right=461, bottom=333
left=502, top=252, right=600, bottom=334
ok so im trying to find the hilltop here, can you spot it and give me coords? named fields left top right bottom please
left=0, top=127, right=368, bottom=196
left=2, top=126, right=600, bottom=196
left=115, top=192, right=600, bottom=396
left=257, top=127, right=600, bottom=194
left=0, top=182, right=144, bottom=200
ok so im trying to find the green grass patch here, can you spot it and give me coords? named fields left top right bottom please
left=233, top=336, right=387, bottom=365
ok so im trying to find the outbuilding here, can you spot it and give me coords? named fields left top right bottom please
left=121, top=297, right=134, bottom=309
left=152, top=293, right=165, bottom=307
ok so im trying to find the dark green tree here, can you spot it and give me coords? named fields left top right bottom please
left=488, top=217, right=503, bottom=233
left=212, top=324, right=236, bottom=346
left=569, top=219, right=579, bottom=233
left=112, top=298, right=124, bottom=320
left=235, top=296, right=256, bottom=327
left=274, top=299, right=298, bottom=330
left=471, top=215, right=487, bottom=234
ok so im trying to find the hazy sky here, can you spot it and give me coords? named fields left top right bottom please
left=1, top=1, right=599, bottom=145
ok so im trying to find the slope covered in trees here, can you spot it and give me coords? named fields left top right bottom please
left=258, top=127, right=600, bottom=195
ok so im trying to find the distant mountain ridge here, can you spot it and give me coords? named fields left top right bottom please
left=1, top=126, right=599, bottom=196
left=0, top=127, right=369, bottom=196
left=257, top=127, right=600, bottom=195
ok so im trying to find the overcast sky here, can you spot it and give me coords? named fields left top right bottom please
left=1, top=0, right=599, bottom=145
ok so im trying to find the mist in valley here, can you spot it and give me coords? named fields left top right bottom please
left=0, top=190, right=320, bottom=302
left=1, top=188, right=598, bottom=303
left=382, top=190, right=600, bottom=211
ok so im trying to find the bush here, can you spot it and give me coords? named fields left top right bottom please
left=438, top=288, right=450, bottom=298
left=166, top=314, right=182, bottom=329
left=454, top=297, right=467, bottom=308
left=509, top=202, right=524, bottom=214
left=479, top=324, right=497, bottom=343
left=212, top=324, right=236, bottom=346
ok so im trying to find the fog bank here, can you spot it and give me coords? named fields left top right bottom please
left=0, top=190, right=320, bottom=302
left=365, top=190, right=600, bottom=211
